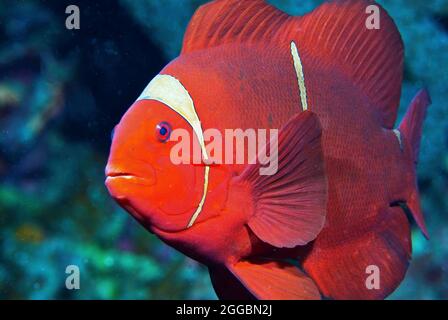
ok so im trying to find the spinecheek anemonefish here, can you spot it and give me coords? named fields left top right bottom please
left=106, top=0, right=431, bottom=300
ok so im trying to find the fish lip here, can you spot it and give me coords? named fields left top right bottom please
left=105, top=173, right=156, bottom=186
left=106, top=172, right=136, bottom=178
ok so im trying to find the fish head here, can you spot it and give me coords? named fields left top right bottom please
left=105, top=98, right=206, bottom=233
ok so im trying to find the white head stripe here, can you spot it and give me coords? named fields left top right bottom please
left=291, top=41, right=309, bottom=111
left=137, top=74, right=209, bottom=228
left=137, top=74, right=209, bottom=160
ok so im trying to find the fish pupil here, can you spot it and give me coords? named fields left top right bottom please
left=156, top=122, right=172, bottom=142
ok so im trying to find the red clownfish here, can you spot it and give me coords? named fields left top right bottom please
left=106, top=0, right=430, bottom=300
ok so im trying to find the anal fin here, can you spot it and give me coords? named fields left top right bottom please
left=209, top=266, right=256, bottom=300
left=227, top=259, right=321, bottom=300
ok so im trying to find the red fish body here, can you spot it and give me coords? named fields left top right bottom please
left=106, top=0, right=430, bottom=300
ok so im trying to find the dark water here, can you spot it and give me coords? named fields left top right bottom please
left=0, top=0, right=446, bottom=299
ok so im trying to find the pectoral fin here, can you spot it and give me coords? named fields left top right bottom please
left=235, top=111, right=327, bottom=248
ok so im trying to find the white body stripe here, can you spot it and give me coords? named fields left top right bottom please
left=291, top=41, right=309, bottom=111
left=137, top=74, right=209, bottom=228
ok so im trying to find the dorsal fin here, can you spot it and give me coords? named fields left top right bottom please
left=292, top=0, right=404, bottom=128
left=182, top=0, right=289, bottom=54
left=182, top=0, right=404, bottom=128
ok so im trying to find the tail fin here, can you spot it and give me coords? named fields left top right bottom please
left=399, top=89, right=431, bottom=238
left=399, top=89, right=431, bottom=163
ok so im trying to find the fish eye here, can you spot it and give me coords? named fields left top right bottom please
left=156, top=121, right=172, bottom=143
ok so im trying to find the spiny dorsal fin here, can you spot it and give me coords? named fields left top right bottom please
left=182, top=0, right=404, bottom=129
left=182, top=0, right=289, bottom=54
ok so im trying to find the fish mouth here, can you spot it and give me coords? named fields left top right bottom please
left=104, top=163, right=205, bottom=233
left=104, top=171, right=157, bottom=215
left=107, top=171, right=135, bottom=178
left=105, top=173, right=156, bottom=187
left=104, top=171, right=157, bottom=226
left=104, top=175, right=190, bottom=234
left=105, top=163, right=157, bottom=187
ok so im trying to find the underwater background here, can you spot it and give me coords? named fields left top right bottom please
left=0, top=0, right=446, bottom=299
